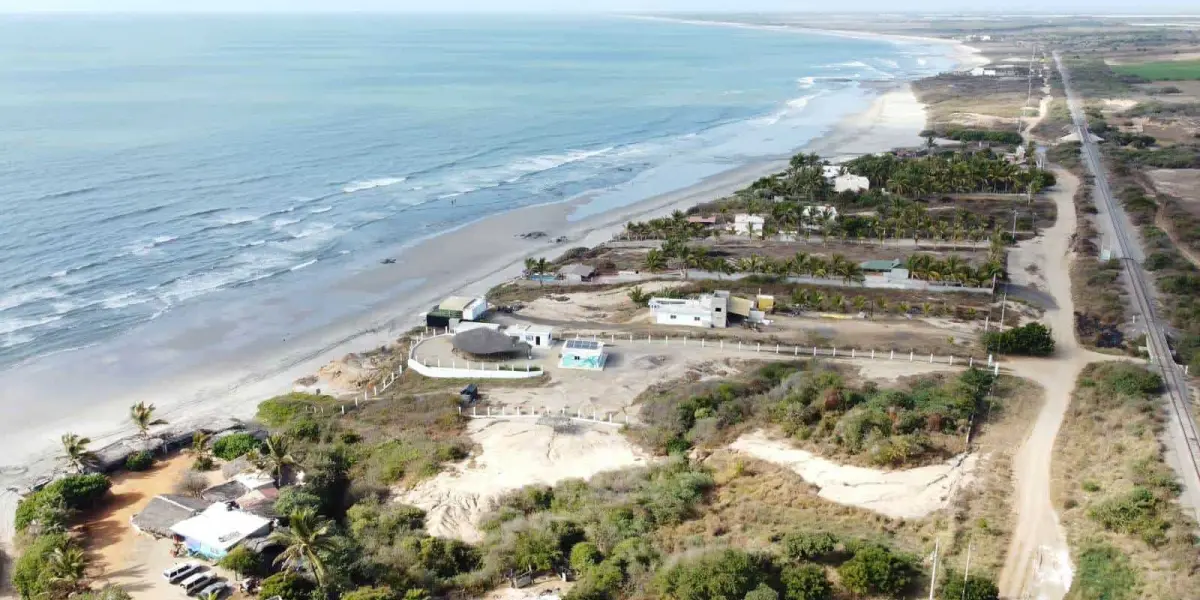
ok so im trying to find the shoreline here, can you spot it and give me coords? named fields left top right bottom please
left=0, top=83, right=935, bottom=549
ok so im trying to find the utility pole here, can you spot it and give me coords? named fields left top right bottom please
left=928, top=538, right=941, bottom=600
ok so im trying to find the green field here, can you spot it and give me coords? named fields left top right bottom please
left=1111, top=59, right=1200, bottom=81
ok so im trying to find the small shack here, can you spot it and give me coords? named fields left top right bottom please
left=559, top=339, right=607, bottom=371
left=453, top=327, right=532, bottom=358
left=559, top=264, right=596, bottom=283
left=438, top=296, right=489, bottom=321
left=506, top=324, right=555, bottom=348
left=169, top=502, right=272, bottom=559
left=860, top=259, right=902, bottom=274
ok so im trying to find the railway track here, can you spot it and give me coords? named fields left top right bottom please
left=1054, top=51, right=1200, bottom=521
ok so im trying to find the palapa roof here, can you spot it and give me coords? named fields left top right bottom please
left=131, top=494, right=209, bottom=537
left=452, top=327, right=532, bottom=356
left=558, top=264, right=595, bottom=277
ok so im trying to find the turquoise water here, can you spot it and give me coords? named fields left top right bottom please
left=0, top=15, right=953, bottom=368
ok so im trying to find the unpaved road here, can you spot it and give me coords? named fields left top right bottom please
left=998, top=167, right=1110, bottom=599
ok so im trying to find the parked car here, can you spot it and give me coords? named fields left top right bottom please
left=163, top=562, right=202, bottom=584
left=198, top=581, right=230, bottom=599
left=181, top=573, right=216, bottom=596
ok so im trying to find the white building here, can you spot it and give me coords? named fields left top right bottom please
left=729, top=214, right=765, bottom=236
left=821, top=166, right=869, bottom=193
left=506, top=324, right=555, bottom=348
left=969, top=67, right=997, bottom=77
left=169, top=502, right=272, bottom=559
left=438, top=296, right=489, bottom=321
left=649, top=293, right=729, bottom=328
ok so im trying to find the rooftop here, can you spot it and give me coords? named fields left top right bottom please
left=131, top=495, right=209, bottom=537
left=558, top=264, right=596, bottom=277
left=439, top=296, right=477, bottom=312
left=860, top=259, right=903, bottom=271
left=507, top=324, right=554, bottom=335
left=170, top=503, right=272, bottom=553
left=564, top=339, right=603, bottom=351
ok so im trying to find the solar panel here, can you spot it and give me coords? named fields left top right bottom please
left=565, top=339, right=600, bottom=351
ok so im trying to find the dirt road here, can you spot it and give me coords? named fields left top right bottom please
left=998, top=168, right=1112, bottom=599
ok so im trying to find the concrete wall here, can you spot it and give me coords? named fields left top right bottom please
left=407, top=358, right=543, bottom=379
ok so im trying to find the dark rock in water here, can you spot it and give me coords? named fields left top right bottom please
left=554, top=236, right=568, bottom=243
left=520, top=231, right=548, bottom=240
left=380, top=258, right=397, bottom=264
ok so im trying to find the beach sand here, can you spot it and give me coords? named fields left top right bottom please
left=0, top=82, right=930, bottom=552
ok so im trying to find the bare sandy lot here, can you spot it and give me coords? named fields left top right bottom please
left=517, top=281, right=681, bottom=324
left=1148, top=169, right=1200, bottom=207
left=729, top=429, right=978, bottom=519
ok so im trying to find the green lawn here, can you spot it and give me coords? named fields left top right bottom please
left=1111, top=59, right=1200, bottom=81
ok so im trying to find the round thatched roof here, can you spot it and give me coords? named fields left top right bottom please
left=452, top=328, right=531, bottom=356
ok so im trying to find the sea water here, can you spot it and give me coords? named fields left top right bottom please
left=0, top=15, right=954, bottom=370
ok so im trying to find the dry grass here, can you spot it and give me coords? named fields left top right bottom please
left=1052, top=363, right=1200, bottom=599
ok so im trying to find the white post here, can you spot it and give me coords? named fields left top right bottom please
left=756, top=343, right=760, bottom=353
left=949, top=356, right=954, bottom=366
left=890, top=350, right=894, bottom=360
left=355, top=396, right=360, bottom=407
left=794, top=346, right=798, bottom=356
left=702, top=338, right=706, bottom=347
left=969, top=356, right=974, bottom=366
left=812, top=346, right=817, bottom=357
left=684, top=336, right=688, bottom=346
left=776, top=344, right=779, bottom=354
left=852, top=349, right=855, bottom=358
left=487, top=406, right=492, bottom=416
left=929, top=353, right=934, bottom=363
left=341, top=405, right=345, bottom=415
left=473, top=406, right=478, bottom=417
left=871, top=349, right=875, bottom=359
left=993, top=363, right=1000, bottom=375
left=833, top=347, right=837, bottom=358
left=720, top=339, right=724, bottom=349
left=909, top=351, right=914, bottom=362
left=630, top=334, right=634, bottom=342
left=988, top=353, right=993, bottom=366
left=738, top=341, right=743, bottom=351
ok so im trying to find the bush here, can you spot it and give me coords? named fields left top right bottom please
left=275, top=487, right=325, bottom=517
left=938, top=569, right=1000, bottom=600
left=781, top=531, right=838, bottom=562
left=1069, top=543, right=1138, bottom=600
left=347, top=500, right=427, bottom=544
left=16, top=474, right=112, bottom=532
left=780, top=564, right=832, bottom=600
left=173, top=470, right=209, bottom=497
left=983, top=322, right=1055, bottom=356
left=745, top=584, right=778, bottom=600
left=656, top=549, right=772, bottom=600
left=125, top=451, right=154, bottom=472
left=11, top=532, right=72, bottom=599
left=570, top=541, right=603, bottom=573
left=51, top=473, right=111, bottom=509
left=217, top=546, right=264, bottom=577
left=258, top=572, right=315, bottom=600
left=837, top=545, right=915, bottom=597
left=1088, top=487, right=1169, bottom=546
left=256, top=392, right=333, bottom=428
left=342, top=588, right=401, bottom=600
left=212, top=433, right=261, bottom=460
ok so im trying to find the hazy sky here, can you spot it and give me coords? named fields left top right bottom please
left=2, top=0, right=1198, bottom=13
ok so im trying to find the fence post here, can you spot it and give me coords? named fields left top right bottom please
left=832, top=347, right=837, bottom=358
left=909, top=351, right=914, bottom=362
left=775, top=344, right=779, bottom=354
left=949, top=356, right=954, bottom=366
left=794, top=346, right=798, bottom=356
left=720, top=339, right=724, bottom=349
left=487, top=406, right=492, bottom=416
left=969, top=356, right=974, bottom=366
left=702, top=338, right=706, bottom=347
left=890, top=350, right=894, bottom=360
left=929, top=353, right=934, bottom=363
left=341, top=405, right=345, bottom=415
left=756, top=343, right=760, bottom=353
left=355, top=396, right=359, bottom=407
left=738, top=341, right=743, bottom=351
left=871, top=349, right=875, bottom=359
left=812, top=346, right=817, bottom=357
left=684, top=336, right=688, bottom=346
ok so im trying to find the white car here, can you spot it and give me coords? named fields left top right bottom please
left=162, top=562, right=202, bottom=584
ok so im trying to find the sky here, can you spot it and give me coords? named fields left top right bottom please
left=1, top=0, right=1198, bottom=13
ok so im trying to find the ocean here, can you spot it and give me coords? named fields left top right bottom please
left=0, top=15, right=954, bottom=370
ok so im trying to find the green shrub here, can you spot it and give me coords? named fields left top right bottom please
left=837, top=545, right=916, bottom=597
left=256, top=392, right=333, bottom=428
left=744, top=584, right=779, bottom=600
left=286, top=418, right=321, bottom=442
left=125, top=451, right=154, bottom=472
left=983, top=322, right=1055, bottom=356
left=192, top=456, right=215, bottom=471
left=780, top=564, right=832, bottom=600
left=656, top=549, right=772, bottom=600
left=212, top=433, right=261, bottom=460
left=347, top=500, right=427, bottom=544
left=570, top=541, right=603, bottom=573
left=258, top=572, right=315, bottom=600
left=342, top=588, right=401, bottom=600
left=16, top=474, right=112, bottom=532
left=11, top=532, right=72, bottom=599
left=1088, top=487, right=1169, bottom=546
left=1068, top=543, right=1138, bottom=600
left=938, top=569, right=1000, bottom=600
left=781, top=531, right=838, bottom=562
left=274, top=487, right=325, bottom=517
left=51, top=473, right=111, bottom=509
left=217, top=546, right=264, bottom=577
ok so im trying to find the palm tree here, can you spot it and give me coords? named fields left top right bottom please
left=60, top=433, right=97, bottom=473
left=523, top=257, right=537, bottom=277
left=270, top=508, right=334, bottom=588
left=897, top=301, right=912, bottom=316
left=643, top=249, right=667, bottom=272
left=130, top=402, right=167, bottom=438
left=830, top=294, right=846, bottom=313
left=45, top=546, right=89, bottom=595
left=852, top=296, right=869, bottom=314
left=254, top=434, right=296, bottom=486
left=190, top=431, right=213, bottom=463
left=533, top=258, right=551, bottom=286
left=921, top=302, right=933, bottom=316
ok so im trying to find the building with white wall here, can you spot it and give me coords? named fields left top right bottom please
left=506, top=324, right=555, bottom=348
left=649, top=293, right=729, bottom=328
left=729, top=214, right=765, bottom=236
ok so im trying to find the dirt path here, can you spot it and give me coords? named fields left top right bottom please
left=998, top=168, right=1114, bottom=599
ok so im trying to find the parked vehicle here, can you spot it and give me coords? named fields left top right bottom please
left=182, top=573, right=215, bottom=596
left=198, top=581, right=230, bottom=599
left=163, top=562, right=201, bottom=584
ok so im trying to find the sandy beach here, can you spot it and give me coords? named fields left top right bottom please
left=0, top=80, right=930, bottom=549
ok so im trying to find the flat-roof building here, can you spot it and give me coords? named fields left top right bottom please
left=169, top=502, right=272, bottom=559
left=559, top=339, right=607, bottom=371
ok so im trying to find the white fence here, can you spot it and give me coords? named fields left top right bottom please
left=568, top=332, right=1001, bottom=373
left=408, top=333, right=544, bottom=380
left=459, top=404, right=629, bottom=426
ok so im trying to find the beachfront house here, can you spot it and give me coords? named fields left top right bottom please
left=438, top=296, right=489, bottom=321
left=559, top=339, right=607, bottom=371
left=169, top=502, right=272, bottom=559
left=649, top=293, right=729, bottom=328
left=821, top=166, right=869, bottom=193
left=506, top=324, right=555, bottom=348
left=860, top=259, right=902, bottom=274
left=729, top=214, right=765, bottom=236
left=559, top=264, right=596, bottom=284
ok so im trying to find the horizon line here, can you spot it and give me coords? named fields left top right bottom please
left=3, top=9, right=1200, bottom=17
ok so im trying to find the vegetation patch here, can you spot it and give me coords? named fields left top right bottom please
left=1111, top=59, right=1200, bottom=81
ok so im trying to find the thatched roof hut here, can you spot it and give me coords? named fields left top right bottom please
left=452, top=327, right=531, bottom=357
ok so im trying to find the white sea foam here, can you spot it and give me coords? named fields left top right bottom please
left=877, top=58, right=900, bottom=69
left=797, top=76, right=815, bottom=88
left=309, top=206, right=333, bottom=214
left=0, top=315, right=63, bottom=336
left=152, top=235, right=177, bottom=245
left=272, top=217, right=303, bottom=230
left=343, top=177, right=407, bottom=193
left=1, top=332, right=35, bottom=349
left=0, top=287, right=64, bottom=312
left=101, top=291, right=150, bottom=309
left=290, top=259, right=318, bottom=271
left=218, top=213, right=261, bottom=225
left=241, top=239, right=267, bottom=247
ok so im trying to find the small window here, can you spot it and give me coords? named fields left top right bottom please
left=715, top=307, right=722, bottom=312
left=669, top=314, right=676, bottom=319
left=693, top=317, right=701, bottom=322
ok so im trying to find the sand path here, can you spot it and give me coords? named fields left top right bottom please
left=997, top=167, right=1116, bottom=599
